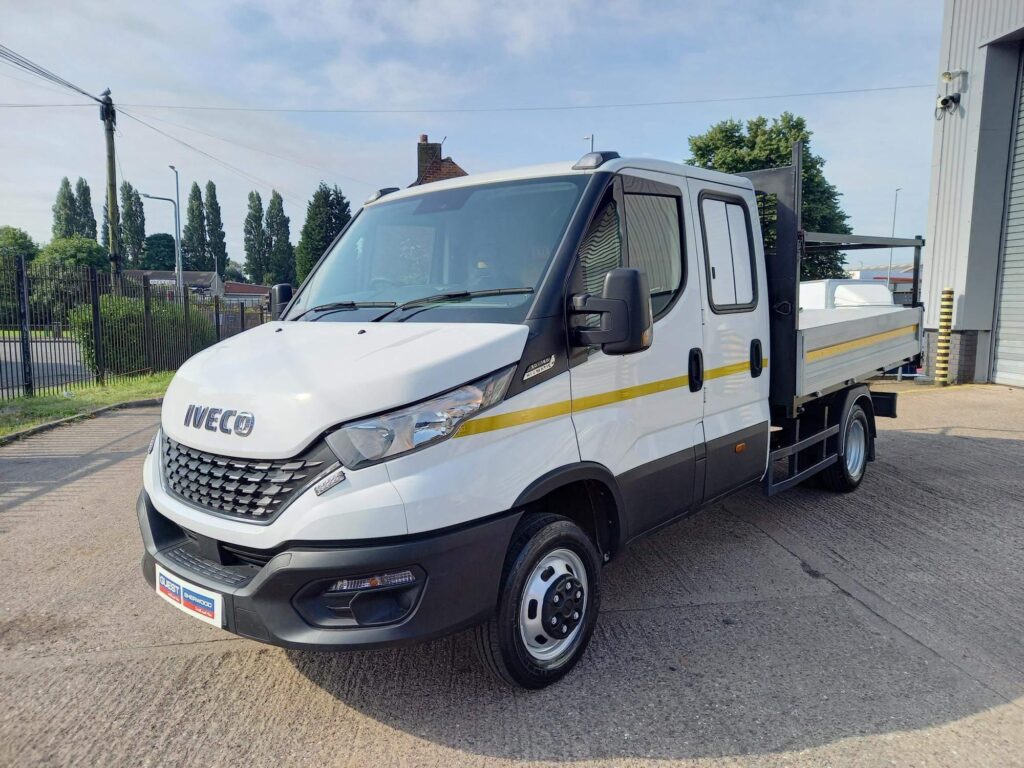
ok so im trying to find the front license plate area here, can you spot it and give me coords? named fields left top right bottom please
left=155, top=564, right=224, bottom=627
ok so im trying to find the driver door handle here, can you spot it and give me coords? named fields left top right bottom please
left=688, top=347, right=704, bottom=392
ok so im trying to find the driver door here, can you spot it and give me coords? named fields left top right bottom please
left=568, top=172, right=706, bottom=541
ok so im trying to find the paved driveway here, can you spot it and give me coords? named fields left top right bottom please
left=1, top=386, right=1023, bottom=767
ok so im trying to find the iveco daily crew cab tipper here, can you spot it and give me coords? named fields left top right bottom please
left=139, top=150, right=922, bottom=688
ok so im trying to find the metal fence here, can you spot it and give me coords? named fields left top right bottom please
left=0, top=255, right=268, bottom=400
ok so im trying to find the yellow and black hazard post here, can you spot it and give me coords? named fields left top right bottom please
left=934, top=287, right=954, bottom=386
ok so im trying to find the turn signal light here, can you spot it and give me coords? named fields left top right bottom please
left=325, top=570, right=417, bottom=593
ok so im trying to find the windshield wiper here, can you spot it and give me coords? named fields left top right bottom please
left=292, top=300, right=397, bottom=321
left=371, top=287, right=535, bottom=322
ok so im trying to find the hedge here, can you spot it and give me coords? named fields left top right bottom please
left=68, top=295, right=216, bottom=375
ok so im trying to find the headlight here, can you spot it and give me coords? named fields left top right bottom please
left=326, top=366, right=515, bottom=469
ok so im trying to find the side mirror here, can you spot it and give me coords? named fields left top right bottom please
left=270, top=283, right=293, bottom=320
left=570, top=268, right=653, bottom=355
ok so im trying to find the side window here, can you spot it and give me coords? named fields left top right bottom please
left=578, top=200, right=622, bottom=296
left=624, top=194, right=683, bottom=316
left=700, top=195, right=756, bottom=311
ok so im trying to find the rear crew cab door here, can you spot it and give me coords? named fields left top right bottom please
left=568, top=171, right=705, bottom=541
left=685, top=178, right=771, bottom=502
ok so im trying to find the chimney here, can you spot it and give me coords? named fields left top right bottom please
left=417, top=133, right=441, bottom=182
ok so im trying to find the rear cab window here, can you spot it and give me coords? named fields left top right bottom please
left=699, top=194, right=757, bottom=312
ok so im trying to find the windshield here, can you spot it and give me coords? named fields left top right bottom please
left=286, top=175, right=588, bottom=323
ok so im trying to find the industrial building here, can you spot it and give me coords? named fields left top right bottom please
left=924, top=0, right=1024, bottom=385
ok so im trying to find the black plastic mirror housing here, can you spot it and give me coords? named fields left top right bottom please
left=570, top=268, right=653, bottom=355
left=271, top=283, right=293, bottom=320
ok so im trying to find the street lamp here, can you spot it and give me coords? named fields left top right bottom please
left=886, top=187, right=902, bottom=291
left=169, top=165, right=183, bottom=295
left=140, top=194, right=179, bottom=286
left=583, top=134, right=594, bottom=152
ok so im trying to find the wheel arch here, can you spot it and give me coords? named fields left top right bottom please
left=832, top=384, right=877, bottom=461
left=513, top=462, right=625, bottom=562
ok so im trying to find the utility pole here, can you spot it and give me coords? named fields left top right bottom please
left=100, top=89, right=121, bottom=278
left=169, top=165, right=183, bottom=295
left=886, top=187, right=902, bottom=290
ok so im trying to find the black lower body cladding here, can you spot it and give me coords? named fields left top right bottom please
left=137, top=492, right=522, bottom=650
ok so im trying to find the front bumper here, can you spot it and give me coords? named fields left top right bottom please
left=138, top=491, right=521, bottom=650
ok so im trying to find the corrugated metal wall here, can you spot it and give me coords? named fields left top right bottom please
left=993, top=47, right=1024, bottom=386
left=924, top=0, right=1024, bottom=329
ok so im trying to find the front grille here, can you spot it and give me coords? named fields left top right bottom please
left=162, top=436, right=336, bottom=523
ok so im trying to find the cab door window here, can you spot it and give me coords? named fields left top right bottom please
left=578, top=199, right=623, bottom=296
left=623, top=193, right=683, bottom=317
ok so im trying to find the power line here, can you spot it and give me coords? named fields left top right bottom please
left=0, top=102, right=93, bottom=108
left=126, top=108, right=371, bottom=186
left=120, top=83, right=934, bottom=115
left=118, top=108, right=307, bottom=203
left=0, top=43, right=101, bottom=103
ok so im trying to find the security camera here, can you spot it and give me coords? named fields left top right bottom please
left=941, top=69, right=967, bottom=83
left=936, top=92, right=961, bottom=112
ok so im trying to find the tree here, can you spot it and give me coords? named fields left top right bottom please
left=52, top=177, right=77, bottom=240
left=34, top=235, right=109, bottom=271
left=243, top=190, right=268, bottom=283
left=182, top=182, right=207, bottom=271
left=687, top=112, right=851, bottom=279
left=120, top=181, right=146, bottom=267
left=329, top=186, right=352, bottom=237
left=73, top=178, right=97, bottom=240
left=295, top=183, right=344, bottom=283
left=223, top=260, right=247, bottom=283
left=141, top=233, right=176, bottom=270
left=204, top=181, right=227, bottom=277
left=100, top=201, right=120, bottom=256
left=0, top=226, right=38, bottom=263
left=264, top=190, right=294, bottom=285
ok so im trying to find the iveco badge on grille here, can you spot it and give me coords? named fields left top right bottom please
left=184, top=405, right=255, bottom=437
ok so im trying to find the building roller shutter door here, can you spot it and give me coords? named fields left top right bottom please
left=994, top=48, right=1024, bottom=386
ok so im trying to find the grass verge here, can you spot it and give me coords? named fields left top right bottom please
left=0, top=372, right=173, bottom=438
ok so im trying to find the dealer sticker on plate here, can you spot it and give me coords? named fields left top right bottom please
left=155, top=564, right=223, bottom=627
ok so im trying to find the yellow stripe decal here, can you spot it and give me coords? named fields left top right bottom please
left=455, top=400, right=572, bottom=437
left=456, top=358, right=768, bottom=438
left=805, top=325, right=917, bottom=363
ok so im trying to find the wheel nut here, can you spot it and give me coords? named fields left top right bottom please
left=553, top=595, right=560, bottom=604
left=565, top=582, right=573, bottom=592
left=573, top=611, right=579, bottom=620
left=561, top=625, right=568, bottom=633
left=576, top=591, right=582, bottom=599
left=550, top=617, right=557, bottom=626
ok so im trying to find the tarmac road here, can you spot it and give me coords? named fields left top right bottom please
left=1, top=384, right=1022, bottom=767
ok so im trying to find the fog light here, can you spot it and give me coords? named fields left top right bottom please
left=325, top=569, right=416, bottom=593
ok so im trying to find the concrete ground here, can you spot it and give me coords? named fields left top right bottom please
left=1, top=384, right=1023, bottom=767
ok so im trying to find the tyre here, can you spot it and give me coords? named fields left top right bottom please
left=821, top=402, right=871, bottom=493
left=475, top=513, right=601, bottom=688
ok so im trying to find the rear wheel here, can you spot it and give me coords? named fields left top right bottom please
left=821, top=403, right=871, bottom=492
left=475, top=513, right=601, bottom=688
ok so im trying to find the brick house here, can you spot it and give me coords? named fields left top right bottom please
left=411, top=134, right=467, bottom=186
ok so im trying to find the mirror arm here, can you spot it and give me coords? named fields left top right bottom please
left=569, top=294, right=628, bottom=346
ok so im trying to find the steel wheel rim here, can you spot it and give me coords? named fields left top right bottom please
left=845, top=418, right=867, bottom=480
left=519, top=547, right=588, bottom=667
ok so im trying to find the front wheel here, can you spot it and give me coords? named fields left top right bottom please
left=475, top=513, right=601, bottom=688
left=821, top=402, right=871, bottom=492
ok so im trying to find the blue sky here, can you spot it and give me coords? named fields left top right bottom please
left=1, top=0, right=942, bottom=271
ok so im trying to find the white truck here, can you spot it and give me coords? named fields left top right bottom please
left=138, top=145, right=923, bottom=688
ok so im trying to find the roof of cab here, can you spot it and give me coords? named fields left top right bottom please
left=365, top=157, right=753, bottom=207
